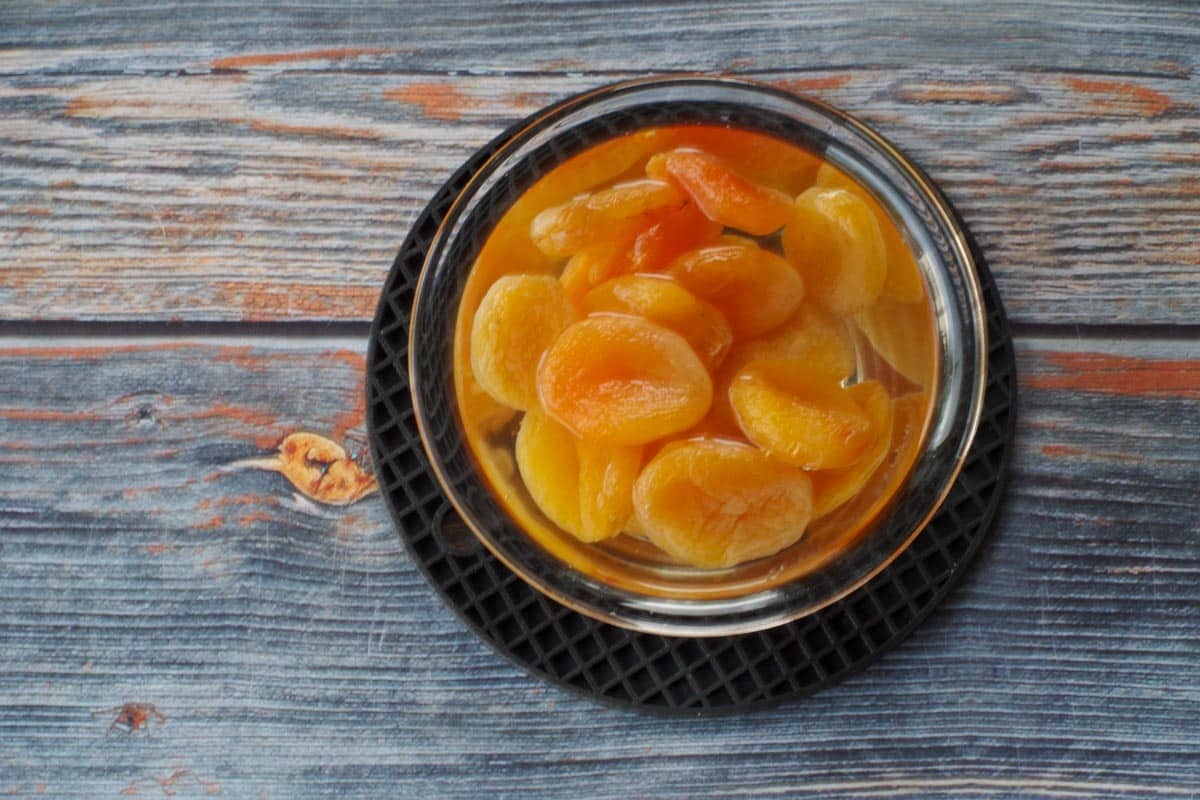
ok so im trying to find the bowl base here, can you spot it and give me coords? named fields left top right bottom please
left=366, top=118, right=1017, bottom=713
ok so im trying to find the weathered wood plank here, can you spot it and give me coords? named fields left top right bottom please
left=0, top=336, right=1196, bottom=797
left=1, top=1, right=1197, bottom=76
left=1, top=67, right=1197, bottom=325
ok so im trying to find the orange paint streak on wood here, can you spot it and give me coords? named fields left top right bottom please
left=196, top=516, right=225, bottom=531
left=226, top=118, right=380, bottom=141
left=774, top=75, right=852, bottom=92
left=0, top=408, right=100, bottom=422
left=1041, top=443, right=1087, bottom=458
left=194, top=403, right=278, bottom=429
left=142, top=543, right=170, bottom=555
left=211, top=47, right=390, bottom=69
left=892, top=81, right=1027, bottom=104
left=383, top=82, right=470, bottom=120
left=214, top=345, right=270, bottom=373
left=237, top=511, right=274, bottom=525
left=64, top=97, right=150, bottom=116
left=0, top=343, right=190, bottom=359
left=213, top=282, right=378, bottom=320
left=1063, top=77, right=1177, bottom=117
left=1026, top=352, right=1200, bottom=398
left=212, top=493, right=272, bottom=508
left=1109, top=131, right=1155, bottom=143
left=330, top=389, right=366, bottom=442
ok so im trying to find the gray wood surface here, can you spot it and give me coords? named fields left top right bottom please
left=2, top=8, right=1199, bottom=325
left=1, top=2, right=1198, bottom=798
left=0, top=337, right=1197, bottom=797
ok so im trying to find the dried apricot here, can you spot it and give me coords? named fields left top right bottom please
left=815, top=164, right=924, bottom=303
left=577, top=440, right=642, bottom=542
left=646, top=149, right=795, bottom=235
left=655, top=126, right=822, bottom=194
left=783, top=187, right=886, bottom=314
left=628, top=202, right=723, bottom=273
left=470, top=275, right=575, bottom=410
left=855, top=298, right=936, bottom=388
left=632, top=439, right=814, bottom=568
left=730, top=304, right=856, bottom=382
left=707, top=304, right=856, bottom=434
left=809, top=381, right=894, bottom=518
left=520, top=130, right=664, bottom=214
left=668, top=238, right=804, bottom=340
left=530, top=179, right=684, bottom=257
left=559, top=235, right=636, bottom=308
left=515, top=411, right=582, bottom=535
left=537, top=315, right=713, bottom=446
left=582, top=274, right=733, bottom=370
left=730, top=358, right=873, bottom=470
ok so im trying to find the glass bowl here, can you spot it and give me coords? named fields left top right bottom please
left=407, top=76, right=987, bottom=637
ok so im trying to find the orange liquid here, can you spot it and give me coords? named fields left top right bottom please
left=453, top=125, right=936, bottom=598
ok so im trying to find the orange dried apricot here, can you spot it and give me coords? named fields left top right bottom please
left=628, top=202, right=723, bottom=273
left=646, top=149, right=795, bottom=235
left=809, top=380, right=894, bottom=518
left=815, top=163, right=925, bottom=303
left=520, top=130, right=664, bottom=213
left=537, top=315, right=713, bottom=446
left=654, top=126, right=822, bottom=194
left=582, top=274, right=733, bottom=370
left=668, top=238, right=804, bottom=340
left=730, top=304, right=856, bottom=382
left=577, top=440, right=642, bottom=542
left=855, top=298, right=936, bottom=388
left=530, top=179, right=684, bottom=257
left=514, top=412, right=642, bottom=543
left=515, top=411, right=583, bottom=535
left=707, top=304, right=856, bottom=434
left=783, top=187, right=886, bottom=314
left=470, top=275, right=575, bottom=410
left=559, top=234, right=637, bottom=309
left=632, top=439, right=814, bottom=568
left=730, top=358, right=873, bottom=470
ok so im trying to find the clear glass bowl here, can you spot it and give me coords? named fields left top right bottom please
left=408, top=77, right=987, bottom=637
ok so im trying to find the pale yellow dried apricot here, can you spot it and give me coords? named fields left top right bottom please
left=577, top=440, right=642, bottom=542
left=470, top=275, right=576, bottom=410
left=815, top=163, right=925, bottom=304
left=809, top=380, right=894, bottom=518
left=707, top=304, right=857, bottom=435
left=855, top=298, right=936, bottom=388
left=582, top=274, right=733, bottom=370
left=668, top=238, right=804, bottom=340
left=632, top=439, right=814, bottom=568
left=515, top=411, right=582, bottom=535
left=730, top=304, right=856, bottom=382
left=530, top=179, right=684, bottom=257
left=537, top=315, right=712, bottom=446
left=730, top=358, right=873, bottom=470
left=783, top=187, right=886, bottom=314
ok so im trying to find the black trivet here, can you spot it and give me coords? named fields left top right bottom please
left=366, top=112, right=1016, bottom=714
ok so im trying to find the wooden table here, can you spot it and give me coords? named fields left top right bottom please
left=2, top=3, right=1197, bottom=797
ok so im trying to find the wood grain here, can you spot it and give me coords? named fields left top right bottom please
left=2, top=3, right=1198, bottom=797
left=0, top=337, right=1196, bottom=797
left=1, top=48, right=1197, bottom=325
left=1, top=1, right=1197, bottom=76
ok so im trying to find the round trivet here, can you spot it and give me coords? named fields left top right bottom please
left=366, top=110, right=1016, bottom=714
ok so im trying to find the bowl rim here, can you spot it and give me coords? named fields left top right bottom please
left=406, top=75, right=989, bottom=636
